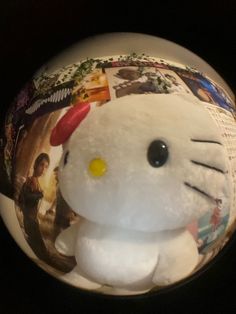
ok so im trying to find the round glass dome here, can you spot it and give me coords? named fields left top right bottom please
left=0, top=33, right=235, bottom=296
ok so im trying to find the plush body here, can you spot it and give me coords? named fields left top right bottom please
left=52, top=94, right=230, bottom=294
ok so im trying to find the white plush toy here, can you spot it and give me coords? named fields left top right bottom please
left=50, top=93, right=230, bottom=294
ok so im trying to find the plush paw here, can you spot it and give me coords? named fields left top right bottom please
left=55, top=237, right=69, bottom=255
left=54, top=223, right=79, bottom=256
left=152, top=229, right=199, bottom=286
left=98, top=286, right=151, bottom=296
left=62, top=267, right=102, bottom=290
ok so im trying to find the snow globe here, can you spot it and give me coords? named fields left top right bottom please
left=0, top=33, right=235, bottom=296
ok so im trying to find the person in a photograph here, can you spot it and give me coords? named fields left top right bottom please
left=19, top=152, right=50, bottom=263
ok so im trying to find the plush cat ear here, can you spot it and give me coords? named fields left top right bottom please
left=50, top=102, right=91, bottom=146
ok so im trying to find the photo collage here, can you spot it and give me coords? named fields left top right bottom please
left=0, top=53, right=235, bottom=278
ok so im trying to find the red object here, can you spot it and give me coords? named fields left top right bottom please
left=50, top=102, right=91, bottom=146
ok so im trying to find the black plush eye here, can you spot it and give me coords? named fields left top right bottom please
left=147, top=140, right=168, bottom=167
left=64, top=151, right=69, bottom=166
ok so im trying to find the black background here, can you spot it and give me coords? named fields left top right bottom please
left=0, top=1, right=236, bottom=313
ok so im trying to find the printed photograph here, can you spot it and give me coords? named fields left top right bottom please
left=0, top=81, right=36, bottom=198
left=175, top=70, right=234, bottom=111
left=0, top=123, right=14, bottom=198
left=72, top=68, right=111, bottom=104
left=0, top=78, right=76, bottom=199
left=14, top=109, right=78, bottom=274
left=157, top=69, right=192, bottom=94
left=215, top=83, right=235, bottom=112
left=186, top=204, right=230, bottom=271
left=105, top=66, right=179, bottom=99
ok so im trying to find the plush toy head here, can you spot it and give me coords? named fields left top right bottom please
left=51, top=94, right=230, bottom=232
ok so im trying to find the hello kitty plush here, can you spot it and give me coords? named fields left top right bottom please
left=50, top=93, right=230, bottom=294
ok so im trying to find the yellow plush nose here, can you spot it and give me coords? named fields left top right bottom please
left=88, top=158, right=107, bottom=177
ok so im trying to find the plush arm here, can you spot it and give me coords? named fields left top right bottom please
left=152, top=229, right=199, bottom=286
left=55, top=222, right=79, bottom=256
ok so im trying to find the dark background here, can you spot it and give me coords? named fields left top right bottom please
left=0, top=0, right=236, bottom=313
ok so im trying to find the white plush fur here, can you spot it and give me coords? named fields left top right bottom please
left=55, top=93, right=230, bottom=294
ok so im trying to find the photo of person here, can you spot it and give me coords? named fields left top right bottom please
left=18, top=153, right=51, bottom=263
left=14, top=110, right=77, bottom=274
